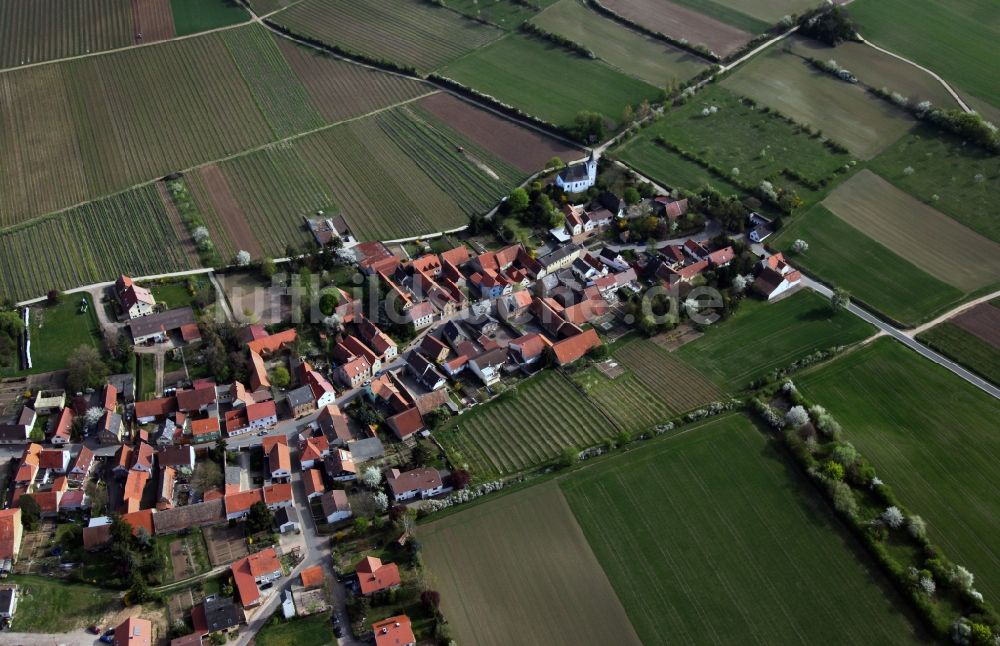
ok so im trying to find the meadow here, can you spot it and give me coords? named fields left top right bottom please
left=674, top=290, right=875, bottom=390
left=612, top=338, right=721, bottom=411
left=0, top=0, right=133, bottom=68
left=439, top=32, right=663, bottom=129
left=7, top=575, right=122, bottom=632
left=0, top=296, right=102, bottom=376
left=918, top=321, right=1000, bottom=387
left=721, top=47, right=914, bottom=159
left=444, top=0, right=547, bottom=29
left=435, top=370, right=614, bottom=478
left=798, top=338, right=1000, bottom=601
left=562, top=414, right=927, bottom=645
left=773, top=205, right=963, bottom=325
left=615, top=136, right=744, bottom=196
left=170, top=0, right=248, bottom=36
left=531, top=0, right=709, bottom=86
left=849, top=0, right=999, bottom=107
left=421, top=483, right=642, bottom=646
left=254, top=614, right=335, bottom=646
left=272, top=0, right=503, bottom=73
left=601, top=0, right=752, bottom=57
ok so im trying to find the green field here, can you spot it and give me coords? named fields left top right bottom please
left=674, top=290, right=875, bottom=389
left=613, top=338, right=722, bottom=411
left=8, top=575, right=121, bottom=632
left=1, top=296, right=102, bottom=376
left=570, top=366, right=675, bottom=433
left=799, top=338, right=1000, bottom=601
left=774, top=205, right=963, bottom=325
left=868, top=126, right=1000, bottom=243
left=616, top=136, right=744, bottom=196
left=702, top=0, right=818, bottom=24
left=562, top=414, right=926, bottom=644
left=721, top=47, right=914, bottom=159
left=0, top=0, right=133, bottom=69
left=170, top=0, right=248, bottom=36
left=440, top=32, right=662, bottom=129
left=136, top=353, right=157, bottom=400
left=918, top=322, right=1000, bottom=386
left=531, top=0, right=709, bottom=86
left=849, top=0, right=1000, bottom=107
left=255, top=614, right=335, bottom=646
left=435, top=370, right=614, bottom=478
left=444, top=0, right=546, bottom=29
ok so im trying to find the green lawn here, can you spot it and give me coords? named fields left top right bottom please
left=2, top=295, right=103, bottom=376
left=773, top=204, right=964, bottom=325
left=674, top=290, right=875, bottom=390
left=798, top=337, right=1000, bottom=601
left=439, top=32, right=662, bottom=129
left=918, top=322, right=1000, bottom=386
left=561, top=414, right=927, bottom=645
left=170, top=0, right=249, bottom=36
left=615, top=132, right=745, bottom=196
left=150, top=279, right=212, bottom=311
left=8, top=575, right=120, bottom=632
left=255, top=614, right=334, bottom=646
left=135, top=353, right=157, bottom=400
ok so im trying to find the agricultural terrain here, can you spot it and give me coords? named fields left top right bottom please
left=799, top=338, right=1000, bottom=601
left=443, top=0, right=551, bottom=29
left=615, top=136, right=744, bottom=196
left=600, top=0, right=754, bottom=57
left=611, top=338, right=721, bottom=411
left=1, top=295, right=102, bottom=376
left=0, top=0, right=133, bottom=68
left=917, top=302, right=1000, bottom=386
left=674, top=290, right=875, bottom=390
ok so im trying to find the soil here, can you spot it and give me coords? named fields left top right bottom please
left=155, top=182, right=200, bottom=266
left=130, top=0, right=176, bottom=43
left=601, top=0, right=751, bottom=57
left=952, top=303, right=1000, bottom=348
left=196, top=165, right=263, bottom=259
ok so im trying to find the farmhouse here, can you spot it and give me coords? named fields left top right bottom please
left=355, top=556, right=401, bottom=596
left=555, top=150, right=598, bottom=193
left=320, top=489, right=352, bottom=524
left=128, top=307, right=196, bottom=344
left=386, top=467, right=445, bottom=502
left=115, top=275, right=156, bottom=319
left=754, top=253, right=802, bottom=300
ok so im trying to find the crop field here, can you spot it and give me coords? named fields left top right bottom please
left=774, top=205, right=963, bottom=325
left=822, top=170, right=1000, bottom=292
left=0, top=0, right=133, bottom=68
left=849, top=0, right=999, bottom=107
left=436, top=371, right=613, bottom=478
left=272, top=0, right=503, bottom=73
left=700, top=0, right=818, bottom=24
left=275, top=37, right=432, bottom=124
left=444, top=0, right=547, bottom=29
left=562, top=414, right=926, bottom=645
left=612, top=339, right=722, bottom=411
left=531, top=0, right=709, bottom=86
left=799, top=338, right=1000, bottom=601
left=416, top=92, right=581, bottom=174
left=721, top=47, right=914, bottom=159
left=219, top=25, right=325, bottom=138
left=570, top=366, right=675, bottom=432
left=918, top=319, right=1000, bottom=387
left=615, top=136, right=744, bottom=196
left=422, top=483, right=642, bottom=646
left=247, top=0, right=292, bottom=15
left=169, top=0, right=248, bottom=36
left=600, top=0, right=753, bottom=57
left=184, top=168, right=240, bottom=261
left=0, top=185, right=198, bottom=301
left=868, top=126, right=1000, bottom=243
left=440, top=33, right=662, bottom=129
left=133, top=0, right=176, bottom=42
left=674, top=290, right=874, bottom=390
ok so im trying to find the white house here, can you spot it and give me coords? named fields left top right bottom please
left=386, top=467, right=445, bottom=502
left=754, top=253, right=802, bottom=300
left=469, top=348, right=507, bottom=387
left=598, top=248, right=629, bottom=272
left=115, top=275, right=155, bottom=319
left=320, top=490, right=352, bottom=524
left=555, top=150, right=597, bottom=194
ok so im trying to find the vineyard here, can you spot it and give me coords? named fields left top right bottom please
left=0, top=0, right=133, bottom=69
left=613, top=339, right=722, bottom=411
left=436, top=371, right=613, bottom=478
left=271, top=0, right=503, bottom=73
left=570, top=366, right=675, bottom=433
left=0, top=185, right=198, bottom=301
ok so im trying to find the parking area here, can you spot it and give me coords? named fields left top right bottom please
left=204, top=525, right=248, bottom=567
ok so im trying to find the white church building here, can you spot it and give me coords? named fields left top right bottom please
left=555, top=150, right=597, bottom=193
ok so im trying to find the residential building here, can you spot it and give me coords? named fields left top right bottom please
left=385, top=408, right=424, bottom=441
left=469, top=347, right=508, bottom=387
left=406, top=352, right=446, bottom=391
left=552, top=328, right=601, bottom=366
left=335, top=354, right=372, bottom=389
left=418, top=334, right=449, bottom=364
left=300, top=565, right=324, bottom=590
left=224, top=490, right=263, bottom=521
left=373, top=615, right=416, bottom=646
left=403, top=301, right=436, bottom=331
left=386, top=467, right=445, bottom=502
left=246, top=401, right=277, bottom=430
left=134, top=397, right=177, bottom=424
left=324, top=449, right=356, bottom=481
left=262, top=436, right=291, bottom=481
left=38, top=448, right=70, bottom=474
left=32, top=391, right=65, bottom=415
left=357, top=316, right=398, bottom=360
left=508, top=333, right=549, bottom=366
left=317, top=404, right=351, bottom=446
left=97, top=410, right=125, bottom=445
left=190, top=417, right=221, bottom=444
left=128, top=307, right=196, bottom=345
left=0, top=509, right=22, bottom=567
left=356, top=556, right=401, bottom=596
left=263, top=483, right=293, bottom=511
left=320, top=490, right=352, bottom=524
left=299, top=363, right=337, bottom=408
left=203, top=595, right=242, bottom=635
left=231, top=547, right=281, bottom=608
left=68, top=446, right=94, bottom=485
left=176, top=380, right=217, bottom=414
left=299, top=434, right=330, bottom=470
left=113, top=616, right=152, bottom=646
left=115, top=275, right=156, bottom=319
left=303, top=469, right=325, bottom=499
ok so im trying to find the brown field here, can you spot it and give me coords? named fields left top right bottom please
left=421, top=482, right=642, bottom=646
left=614, top=338, right=721, bottom=411
left=417, top=92, right=581, bottom=173
left=205, top=524, right=248, bottom=566
left=823, top=170, right=1000, bottom=291
left=650, top=325, right=702, bottom=350
left=155, top=182, right=200, bottom=266
left=952, top=303, right=1000, bottom=348
left=713, top=0, right=816, bottom=23
left=131, top=0, right=175, bottom=43
left=601, top=0, right=751, bottom=57
left=169, top=538, right=195, bottom=581
left=194, top=165, right=261, bottom=259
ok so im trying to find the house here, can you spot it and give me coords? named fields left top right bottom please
left=707, top=246, right=734, bottom=267
left=262, top=436, right=291, bottom=481
left=417, top=334, right=449, bottom=364
left=598, top=247, right=630, bottom=272
left=0, top=509, right=22, bottom=567
left=158, top=467, right=175, bottom=510
left=0, top=423, right=28, bottom=446
left=246, top=328, right=297, bottom=357
left=308, top=214, right=357, bottom=248
left=303, top=468, right=326, bottom=499
left=158, top=446, right=195, bottom=473
left=353, top=241, right=399, bottom=275
left=299, top=435, right=330, bottom=470
left=190, top=417, right=222, bottom=444
left=413, top=389, right=450, bottom=418
left=496, top=290, right=533, bottom=322
left=231, top=547, right=281, bottom=608
left=653, top=195, right=688, bottom=219
left=38, top=448, right=70, bottom=473
left=300, top=565, right=324, bottom=590
left=317, top=404, right=351, bottom=446
left=356, top=556, right=401, bottom=595
left=176, top=380, right=217, bottom=414
left=68, top=446, right=94, bottom=485
left=128, top=307, right=196, bottom=345
left=248, top=352, right=270, bottom=392
left=365, top=372, right=412, bottom=413
left=464, top=314, right=498, bottom=337
left=469, top=347, right=507, bottom=387
left=373, top=615, right=416, bottom=646
left=509, top=333, right=548, bottom=366
left=263, top=483, right=293, bottom=511
left=324, top=449, right=356, bottom=481
left=747, top=212, right=774, bottom=243
left=222, top=409, right=252, bottom=438
left=33, top=391, right=65, bottom=415
left=403, top=301, right=436, bottom=331
left=386, top=467, right=445, bottom=502
left=97, top=411, right=125, bottom=445
left=551, top=328, right=601, bottom=366
left=555, top=150, right=597, bottom=193
left=273, top=507, right=300, bottom=534
left=754, top=267, right=802, bottom=300
left=0, top=586, right=17, bottom=621
left=406, top=352, right=446, bottom=391
left=320, top=490, right=352, bottom=524
left=129, top=442, right=155, bottom=474
left=385, top=408, right=424, bottom=441
left=113, top=616, right=152, bottom=646
left=224, top=490, right=263, bottom=521
left=440, top=321, right=468, bottom=351
left=13, top=444, right=40, bottom=488
left=121, top=470, right=149, bottom=513
left=284, top=386, right=315, bottom=418
left=134, top=397, right=177, bottom=424
left=299, top=362, right=337, bottom=408
left=335, top=354, right=372, bottom=389
left=203, top=595, right=242, bottom=635
left=538, top=244, right=583, bottom=276
left=596, top=191, right=625, bottom=218
left=357, top=316, right=398, bottom=360
left=108, top=373, right=136, bottom=403
left=246, top=401, right=278, bottom=430
left=115, top=275, right=156, bottom=319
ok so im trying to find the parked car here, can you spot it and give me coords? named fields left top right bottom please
left=87, top=625, right=101, bottom=635
left=99, top=634, right=114, bottom=644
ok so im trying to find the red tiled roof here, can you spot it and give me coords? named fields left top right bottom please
left=246, top=400, right=277, bottom=423
left=247, top=329, right=297, bottom=355
left=356, top=556, right=401, bottom=595
left=191, top=417, right=220, bottom=437
left=373, top=615, right=415, bottom=646
left=303, top=469, right=325, bottom=497
left=300, top=565, right=325, bottom=589
left=231, top=557, right=260, bottom=607
left=176, top=381, right=217, bottom=411
left=247, top=546, right=280, bottom=577
left=552, top=328, right=601, bottom=365
left=262, top=483, right=292, bottom=506
left=114, top=617, right=152, bottom=646
left=262, top=435, right=290, bottom=473
left=318, top=404, right=351, bottom=444
left=122, top=509, right=155, bottom=537
left=225, top=489, right=263, bottom=517
left=52, top=408, right=73, bottom=441
left=301, top=435, right=329, bottom=464
left=134, top=397, right=177, bottom=420
left=0, top=509, right=19, bottom=560
left=38, top=449, right=67, bottom=470
left=385, top=407, right=424, bottom=440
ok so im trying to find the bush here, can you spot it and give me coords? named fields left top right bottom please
left=881, top=506, right=904, bottom=529
left=784, top=405, right=809, bottom=427
left=822, top=460, right=845, bottom=481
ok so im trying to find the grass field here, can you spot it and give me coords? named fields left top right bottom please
left=562, top=414, right=926, bottom=645
left=570, top=366, right=675, bottom=433
left=849, top=0, right=999, bottom=108
left=868, top=126, right=1000, bottom=244
left=531, top=0, right=709, bottom=86
left=0, top=296, right=103, bottom=376
left=702, top=0, right=818, bottom=24
left=170, top=0, right=247, bottom=36
left=0, top=0, right=133, bottom=68
left=255, top=614, right=335, bottom=646
left=439, top=32, right=662, bottom=129
left=822, top=170, right=1000, bottom=292
left=422, top=482, right=642, bottom=646
left=674, top=290, right=875, bottom=389
left=273, top=0, right=502, bottom=73
left=8, top=575, right=121, bottom=632
left=615, top=136, right=745, bottom=196
left=435, top=370, right=614, bottom=478
left=773, top=205, right=963, bottom=325
left=444, top=0, right=547, bottom=29
left=799, top=338, right=1000, bottom=601
left=917, top=320, right=1000, bottom=387
left=612, top=338, right=722, bottom=411
left=721, top=46, right=914, bottom=159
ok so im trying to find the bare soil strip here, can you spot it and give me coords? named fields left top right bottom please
left=601, top=0, right=751, bottom=57
left=196, top=164, right=262, bottom=259
left=130, top=0, right=176, bottom=43
left=155, top=181, right=200, bottom=266
left=952, top=303, right=1000, bottom=349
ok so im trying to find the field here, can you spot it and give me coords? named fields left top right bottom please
left=421, top=482, right=642, bottom=646
left=849, top=0, right=999, bottom=107
left=8, top=575, right=121, bottom=632
left=435, top=370, right=613, bottom=478
left=440, top=33, right=662, bottom=129
left=531, top=0, right=709, bottom=86
left=674, top=290, right=875, bottom=390
left=600, top=0, right=753, bottom=57
left=918, top=321, right=1000, bottom=387
left=444, top=0, right=545, bottom=29
left=562, top=414, right=926, bottom=644
left=868, top=126, right=1000, bottom=243
left=721, top=46, right=914, bottom=159
left=612, top=338, right=722, bottom=411
left=255, top=614, right=335, bottom=646
left=615, top=136, right=744, bottom=195
left=570, top=366, right=675, bottom=432
left=774, top=205, right=963, bottom=325
left=133, top=0, right=177, bottom=43
left=0, top=0, right=133, bottom=69
left=0, top=185, right=199, bottom=302
left=169, top=0, right=248, bottom=36
left=822, top=170, right=1000, bottom=292
left=699, top=0, right=819, bottom=24
left=798, top=338, right=1000, bottom=601
left=272, top=0, right=503, bottom=73
left=1, top=295, right=103, bottom=376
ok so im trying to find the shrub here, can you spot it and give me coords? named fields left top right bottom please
left=791, top=239, right=809, bottom=254
left=822, top=460, right=845, bottom=481
left=785, top=405, right=809, bottom=427
left=828, top=480, right=858, bottom=519
left=907, top=515, right=927, bottom=540
left=881, top=506, right=904, bottom=529
left=831, top=442, right=859, bottom=468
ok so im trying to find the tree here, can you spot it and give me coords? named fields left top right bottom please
left=353, top=517, right=370, bottom=534
left=260, top=257, right=276, bottom=279
left=66, top=345, right=109, bottom=393
left=559, top=447, right=579, bottom=469
left=623, top=187, right=641, bottom=205
left=622, top=104, right=635, bottom=124
left=410, top=443, right=431, bottom=467
left=135, top=527, right=151, bottom=548
left=46, top=289, right=61, bottom=305
left=950, top=565, right=974, bottom=591
left=571, top=111, right=606, bottom=142
left=421, top=590, right=441, bottom=612
left=829, top=481, right=858, bottom=518
left=907, top=515, right=927, bottom=540
left=451, top=469, right=470, bottom=490
left=85, top=481, right=108, bottom=516
left=800, top=7, right=856, bottom=45
left=319, top=289, right=340, bottom=316
left=235, top=250, right=251, bottom=266
left=361, top=466, right=382, bottom=489
left=881, top=506, right=904, bottom=529
left=270, top=366, right=290, bottom=389
left=822, top=461, right=845, bottom=481
left=732, top=274, right=752, bottom=294
left=192, top=460, right=223, bottom=492
left=784, top=405, right=809, bottom=427
left=19, top=494, right=40, bottom=531
left=372, top=491, right=389, bottom=513
left=246, top=501, right=273, bottom=534
left=545, top=156, right=566, bottom=170
left=587, top=344, right=609, bottom=361
left=830, top=288, right=850, bottom=311
left=507, top=188, right=529, bottom=212
left=791, top=239, right=809, bottom=254
left=831, top=442, right=858, bottom=468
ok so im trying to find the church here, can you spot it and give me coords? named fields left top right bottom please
left=554, top=149, right=597, bottom=193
